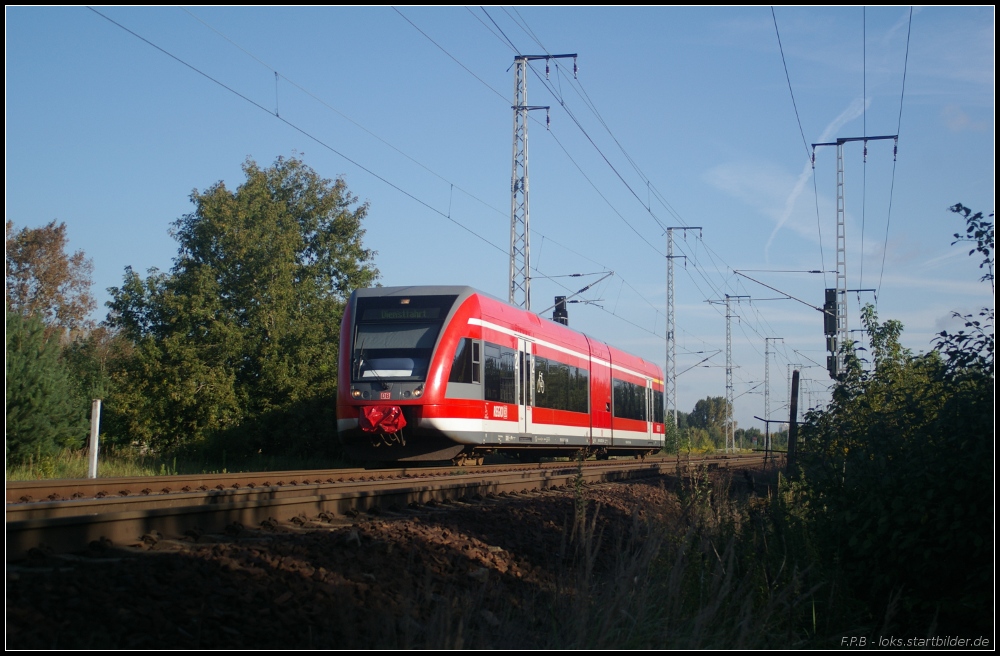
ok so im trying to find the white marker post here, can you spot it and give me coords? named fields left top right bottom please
left=87, top=399, right=102, bottom=479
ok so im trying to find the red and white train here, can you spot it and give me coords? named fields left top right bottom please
left=337, top=286, right=665, bottom=464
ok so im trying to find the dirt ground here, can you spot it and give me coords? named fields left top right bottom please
left=6, top=477, right=684, bottom=649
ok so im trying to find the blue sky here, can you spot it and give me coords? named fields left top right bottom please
left=6, top=6, right=994, bottom=432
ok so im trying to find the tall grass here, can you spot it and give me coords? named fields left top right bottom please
left=546, top=466, right=811, bottom=648
left=352, top=464, right=859, bottom=649
left=5, top=447, right=350, bottom=481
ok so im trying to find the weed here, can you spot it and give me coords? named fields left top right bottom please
left=5, top=446, right=351, bottom=480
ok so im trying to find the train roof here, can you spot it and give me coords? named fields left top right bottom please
left=349, top=285, right=661, bottom=379
left=352, top=285, right=478, bottom=298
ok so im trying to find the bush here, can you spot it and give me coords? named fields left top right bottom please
left=793, top=204, right=994, bottom=634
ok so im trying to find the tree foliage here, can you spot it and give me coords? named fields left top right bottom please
left=670, top=398, right=733, bottom=451
left=661, top=410, right=689, bottom=454
left=688, top=396, right=730, bottom=431
left=6, top=220, right=95, bottom=331
left=735, top=426, right=765, bottom=448
left=6, top=220, right=96, bottom=463
left=6, top=312, right=88, bottom=463
left=948, top=202, right=994, bottom=289
left=794, top=203, right=994, bottom=635
left=933, top=204, right=994, bottom=371
left=106, top=156, right=379, bottom=457
left=685, top=396, right=731, bottom=450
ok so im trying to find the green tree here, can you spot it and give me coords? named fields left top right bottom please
left=685, top=427, right=715, bottom=451
left=104, top=266, right=242, bottom=452
left=6, top=220, right=98, bottom=464
left=687, top=396, right=731, bottom=449
left=660, top=411, right=688, bottom=454
left=61, top=325, right=115, bottom=411
left=5, top=312, right=88, bottom=463
left=106, top=156, right=379, bottom=457
left=688, top=396, right=729, bottom=431
left=674, top=409, right=689, bottom=432
left=735, top=426, right=763, bottom=448
left=768, top=427, right=788, bottom=450
left=934, top=204, right=994, bottom=370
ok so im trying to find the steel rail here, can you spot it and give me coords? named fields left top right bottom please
left=6, top=454, right=770, bottom=561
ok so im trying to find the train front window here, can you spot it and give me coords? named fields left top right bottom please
left=352, top=295, right=457, bottom=382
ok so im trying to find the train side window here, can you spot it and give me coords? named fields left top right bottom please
left=570, top=365, right=589, bottom=413
left=534, top=355, right=589, bottom=413
left=472, top=341, right=481, bottom=384
left=612, top=378, right=647, bottom=421
left=484, top=342, right=516, bottom=404
left=449, top=338, right=481, bottom=384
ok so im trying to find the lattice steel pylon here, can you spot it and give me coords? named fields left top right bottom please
left=508, top=54, right=575, bottom=310
left=667, top=231, right=676, bottom=427
left=721, top=294, right=748, bottom=452
left=835, top=142, right=848, bottom=374
left=665, top=227, right=700, bottom=427
left=725, top=296, right=735, bottom=453
left=764, top=337, right=782, bottom=452
left=812, top=135, right=897, bottom=376
left=509, top=57, right=532, bottom=309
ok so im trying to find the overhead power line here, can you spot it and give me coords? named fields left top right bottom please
left=78, top=4, right=849, bottom=431
left=87, top=7, right=508, bottom=255
left=771, top=7, right=812, bottom=162
left=94, top=6, right=673, bottom=339
left=877, top=6, right=913, bottom=300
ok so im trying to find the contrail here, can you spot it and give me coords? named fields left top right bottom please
left=765, top=97, right=870, bottom=259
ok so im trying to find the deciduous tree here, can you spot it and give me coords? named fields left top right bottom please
left=688, top=396, right=729, bottom=431
left=6, top=220, right=95, bottom=331
left=934, top=204, right=994, bottom=371
left=106, top=156, right=379, bottom=456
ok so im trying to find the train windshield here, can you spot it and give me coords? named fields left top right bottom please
left=352, top=295, right=458, bottom=382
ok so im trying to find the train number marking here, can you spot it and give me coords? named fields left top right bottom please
left=492, top=405, right=508, bottom=419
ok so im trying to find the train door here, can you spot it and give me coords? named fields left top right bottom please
left=646, top=378, right=654, bottom=442
left=516, top=338, right=534, bottom=436
left=587, top=337, right=612, bottom=445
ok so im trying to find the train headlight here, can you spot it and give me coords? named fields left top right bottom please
left=351, top=388, right=362, bottom=398
left=413, top=385, right=423, bottom=398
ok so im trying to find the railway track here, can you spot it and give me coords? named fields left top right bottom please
left=6, top=453, right=775, bottom=561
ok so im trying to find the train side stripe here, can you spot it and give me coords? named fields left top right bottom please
left=469, top=317, right=655, bottom=382
left=423, top=416, right=593, bottom=438
left=341, top=417, right=653, bottom=441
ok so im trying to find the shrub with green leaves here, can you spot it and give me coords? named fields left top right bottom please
left=795, top=204, right=993, bottom=634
